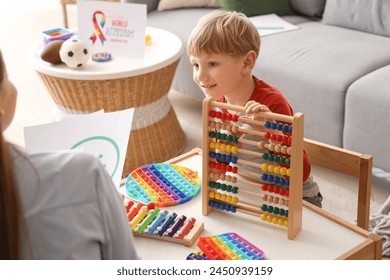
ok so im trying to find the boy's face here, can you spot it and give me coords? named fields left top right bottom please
left=190, top=52, right=247, bottom=100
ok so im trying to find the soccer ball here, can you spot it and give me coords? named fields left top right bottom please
left=59, top=38, right=90, bottom=68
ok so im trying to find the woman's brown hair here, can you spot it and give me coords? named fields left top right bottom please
left=0, top=50, right=23, bottom=259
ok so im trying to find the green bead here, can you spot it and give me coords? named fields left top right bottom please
left=232, top=187, right=238, bottom=194
left=280, top=157, right=286, bottom=164
left=261, top=204, right=268, bottom=211
left=221, top=133, right=227, bottom=140
left=209, top=181, right=215, bottom=188
left=226, top=185, right=232, bottom=192
left=209, top=131, right=215, bottom=138
left=279, top=209, right=285, bottom=216
left=267, top=205, right=273, bottom=213
left=262, top=153, right=269, bottom=160
left=233, top=136, right=239, bottom=143
left=221, top=184, right=227, bottom=191
left=273, top=207, right=279, bottom=215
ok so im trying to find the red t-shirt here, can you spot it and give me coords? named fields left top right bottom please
left=217, top=76, right=311, bottom=181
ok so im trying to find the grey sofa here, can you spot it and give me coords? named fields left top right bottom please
left=130, top=0, right=390, bottom=174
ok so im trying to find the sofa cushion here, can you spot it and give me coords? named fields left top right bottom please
left=157, top=0, right=220, bottom=11
left=219, top=0, right=292, bottom=17
left=344, top=65, right=390, bottom=172
left=122, top=0, right=159, bottom=13
left=322, top=0, right=390, bottom=37
left=289, top=0, right=326, bottom=19
left=255, top=21, right=390, bottom=147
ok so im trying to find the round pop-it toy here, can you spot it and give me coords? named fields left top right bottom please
left=125, top=163, right=201, bottom=207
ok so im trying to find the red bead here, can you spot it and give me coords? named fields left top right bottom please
left=267, top=185, right=274, bottom=192
left=232, top=115, right=239, bottom=122
left=209, top=110, right=216, bottom=117
left=264, top=132, right=271, bottom=139
left=232, top=167, right=238, bottom=174
left=262, top=184, right=268, bottom=191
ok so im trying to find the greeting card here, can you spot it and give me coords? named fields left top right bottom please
left=77, top=0, right=147, bottom=58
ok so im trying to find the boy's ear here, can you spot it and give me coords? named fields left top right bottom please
left=242, top=50, right=257, bottom=74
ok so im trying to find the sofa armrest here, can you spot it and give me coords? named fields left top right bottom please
left=122, top=0, right=159, bottom=13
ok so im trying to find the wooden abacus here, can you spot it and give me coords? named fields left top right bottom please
left=202, top=97, right=304, bottom=240
left=124, top=200, right=204, bottom=247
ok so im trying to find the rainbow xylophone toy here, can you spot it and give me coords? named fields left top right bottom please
left=202, top=98, right=304, bottom=240
left=124, top=200, right=204, bottom=247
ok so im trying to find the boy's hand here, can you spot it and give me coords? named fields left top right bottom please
left=244, top=100, right=271, bottom=115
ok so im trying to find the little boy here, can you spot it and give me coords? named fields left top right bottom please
left=187, top=10, right=322, bottom=207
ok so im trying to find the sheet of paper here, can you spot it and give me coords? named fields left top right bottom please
left=249, top=13, right=300, bottom=37
left=78, top=1, right=147, bottom=58
left=24, top=108, right=134, bottom=189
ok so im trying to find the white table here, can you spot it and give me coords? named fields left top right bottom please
left=120, top=148, right=382, bottom=260
left=30, top=27, right=186, bottom=176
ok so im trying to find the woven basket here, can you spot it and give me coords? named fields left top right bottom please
left=37, top=59, right=186, bottom=176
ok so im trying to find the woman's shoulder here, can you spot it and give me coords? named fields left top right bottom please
left=14, top=147, right=104, bottom=174
left=12, top=147, right=112, bottom=209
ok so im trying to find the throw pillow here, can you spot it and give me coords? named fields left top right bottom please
left=122, top=0, right=159, bottom=13
left=289, top=0, right=326, bottom=19
left=219, top=0, right=292, bottom=17
left=157, top=0, right=220, bottom=11
left=322, top=0, right=390, bottom=37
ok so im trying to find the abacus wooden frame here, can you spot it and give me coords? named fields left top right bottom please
left=201, top=97, right=304, bottom=240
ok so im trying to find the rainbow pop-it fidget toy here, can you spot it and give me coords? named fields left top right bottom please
left=197, top=232, right=265, bottom=260
left=125, top=163, right=201, bottom=207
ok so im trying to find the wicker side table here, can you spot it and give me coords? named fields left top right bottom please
left=30, top=27, right=185, bottom=177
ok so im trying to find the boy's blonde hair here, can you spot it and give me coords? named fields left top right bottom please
left=187, top=10, right=260, bottom=57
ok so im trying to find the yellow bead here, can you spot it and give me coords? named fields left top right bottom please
left=280, top=167, right=286, bottom=175
left=278, top=218, right=284, bottom=226
left=226, top=145, right=232, bottom=153
left=261, top=163, right=268, bottom=172
left=145, top=34, right=152, bottom=45
left=274, top=166, right=280, bottom=174
left=261, top=214, right=267, bottom=221
left=226, top=195, right=232, bottom=203
left=220, top=143, right=226, bottom=151
left=284, top=220, right=288, bottom=227
left=210, top=142, right=215, bottom=149
left=267, top=215, right=273, bottom=223
left=268, top=164, right=274, bottom=173
left=231, top=146, right=238, bottom=154
left=273, top=217, right=278, bottom=224
left=286, top=168, right=291, bottom=176
left=209, top=191, right=215, bottom=199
